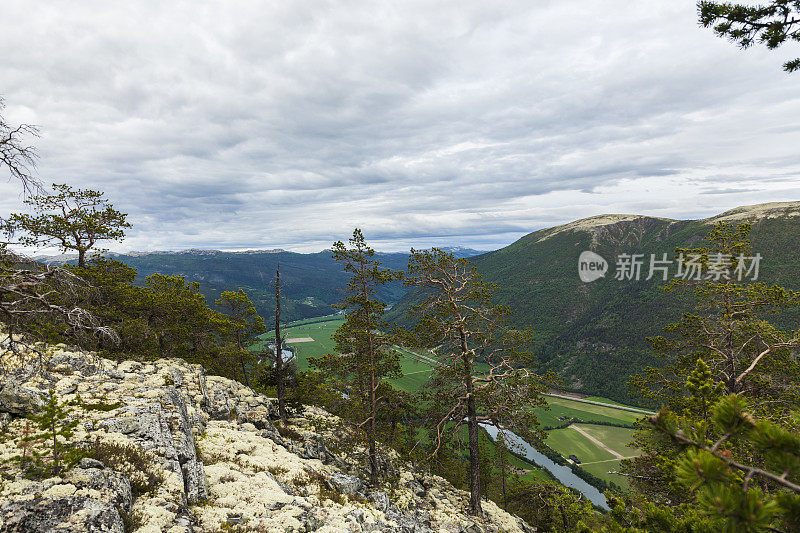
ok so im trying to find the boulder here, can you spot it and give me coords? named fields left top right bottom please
left=326, top=472, right=363, bottom=496
left=67, top=464, right=133, bottom=512
left=0, top=382, right=43, bottom=415
left=0, top=497, right=125, bottom=533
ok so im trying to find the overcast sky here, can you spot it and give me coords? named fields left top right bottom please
left=1, top=1, right=799, bottom=253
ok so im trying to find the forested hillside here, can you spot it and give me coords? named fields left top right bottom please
left=388, top=202, right=800, bottom=403
left=38, top=248, right=482, bottom=324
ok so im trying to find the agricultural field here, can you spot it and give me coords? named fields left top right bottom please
left=583, top=396, right=631, bottom=407
left=533, top=396, right=642, bottom=428
left=544, top=422, right=643, bottom=489
left=253, top=316, right=345, bottom=370
left=390, top=348, right=435, bottom=392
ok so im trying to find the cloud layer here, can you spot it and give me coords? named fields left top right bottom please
left=1, top=1, right=799, bottom=253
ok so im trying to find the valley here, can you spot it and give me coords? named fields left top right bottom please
left=258, top=314, right=648, bottom=495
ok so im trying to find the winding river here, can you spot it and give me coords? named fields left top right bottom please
left=481, top=424, right=609, bottom=510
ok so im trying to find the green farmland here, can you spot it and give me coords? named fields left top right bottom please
left=253, top=315, right=345, bottom=370
left=533, top=396, right=642, bottom=428
left=544, top=423, right=642, bottom=488
left=254, top=316, right=645, bottom=490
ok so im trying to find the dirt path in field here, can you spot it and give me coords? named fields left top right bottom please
left=569, top=424, right=625, bottom=459
left=579, top=456, right=638, bottom=465
left=285, top=337, right=314, bottom=343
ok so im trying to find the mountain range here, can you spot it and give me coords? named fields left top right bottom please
left=34, top=201, right=800, bottom=403
left=387, top=201, right=800, bottom=404
left=36, top=246, right=485, bottom=324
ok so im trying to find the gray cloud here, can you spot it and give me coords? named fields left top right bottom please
left=1, top=1, right=799, bottom=253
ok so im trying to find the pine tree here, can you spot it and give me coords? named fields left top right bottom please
left=10, top=390, right=82, bottom=477
left=310, top=229, right=401, bottom=483
left=216, top=289, right=266, bottom=387
left=2, top=183, right=130, bottom=268
left=493, top=431, right=511, bottom=509
left=632, top=222, right=800, bottom=415
left=652, top=394, right=800, bottom=532
left=404, top=248, right=551, bottom=515
left=699, top=1, right=800, bottom=72
left=273, top=265, right=288, bottom=424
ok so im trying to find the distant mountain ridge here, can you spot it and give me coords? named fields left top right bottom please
left=387, top=201, right=800, bottom=404
left=34, top=246, right=485, bottom=324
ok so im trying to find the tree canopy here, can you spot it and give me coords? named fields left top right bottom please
left=699, top=0, right=800, bottom=71
left=3, top=183, right=131, bottom=268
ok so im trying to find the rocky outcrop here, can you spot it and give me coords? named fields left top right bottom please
left=0, top=382, right=43, bottom=416
left=0, top=346, right=532, bottom=532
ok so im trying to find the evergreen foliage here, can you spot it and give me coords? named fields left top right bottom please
left=309, top=229, right=401, bottom=483
left=631, top=222, right=800, bottom=414
left=404, top=247, right=552, bottom=515
left=215, top=289, right=266, bottom=387
left=699, top=0, right=800, bottom=72
left=3, top=183, right=130, bottom=268
left=8, top=390, right=82, bottom=477
left=652, top=394, right=800, bottom=531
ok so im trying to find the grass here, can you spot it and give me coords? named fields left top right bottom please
left=531, top=397, right=645, bottom=490
left=576, top=425, right=642, bottom=457
left=533, top=396, right=642, bottom=428
left=252, top=316, right=345, bottom=370
left=543, top=423, right=642, bottom=489
left=583, top=396, right=630, bottom=407
left=284, top=314, right=345, bottom=327
left=388, top=346, right=436, bottom=392
left=546, top=427, right=615, bottom=464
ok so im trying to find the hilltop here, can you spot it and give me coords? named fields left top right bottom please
left=387, top=201, right=800, bottom=404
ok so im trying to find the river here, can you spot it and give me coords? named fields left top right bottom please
left=481, top=424, right=609, bottom=510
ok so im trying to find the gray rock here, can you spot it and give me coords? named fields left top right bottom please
left=460, top=521, right=484, bottom=533
left=369, top=491, right=398, bottom=515
left=363, top=520, right=390, bottom=532
left=226, top=513, right=243, bottom=525
left=303, top=514, right=325, bottom=531
left=182, top=459, right=208, bottom=505
left=78, top=458, right=106, bottom=469
left=100, top=416, right=140, bottom=435
left=293, top=435, right=332, bottom=463
left=0, top=382, right=43, bottom=415
left=394, top=513, right=435, bottom=533
left=327, top=472, right=363, bottom=495
left=346, top=509, right=366, bottom=524
left=0, top=496, right=125, bottom=532
left=259, top=425, right=284, bottom=445
left=406, top=478, right=426, bottom=497
left=69, top=466, right=133, bottom=512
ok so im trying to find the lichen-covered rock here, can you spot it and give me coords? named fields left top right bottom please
left=327, top=473, right=364, bottom=496
left=0, top=382, right=42, bottom=415
left=0, top=345, right=532, bottom=533
left=0, top=496, right=125, bottom=532
left=66, top=461, right=133, bottom=512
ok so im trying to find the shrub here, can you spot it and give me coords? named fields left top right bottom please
left=84, top=439, right=166, bottom=497
left=275, top=423, right=303, bottom=441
